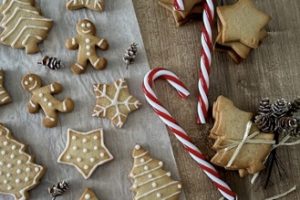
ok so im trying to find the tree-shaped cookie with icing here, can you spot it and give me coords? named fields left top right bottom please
left=21, top=74, right=74, bottom=128
left=0, top=70, right=12, bottom=106
left=58, top=128, right=113, bottom=179
left=210, top=96, right=274, bottom=177
left=0, top=123, right=45, bottom=200
left=66, top=19, right=109, bottom=74
left=79, top=188, right=100, bottom=200
left=66, top=0, right=104, bottom=12
left=0, top=0, right=53, bottom=54
left=92, top=79, right=141, bottom=128
left=129, top=145, right=182, bottom=200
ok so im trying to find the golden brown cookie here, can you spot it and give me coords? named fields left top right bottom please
left=21, top=74, right=74, bottom=128
left=58, top=128, right=113, bottom=179
left=0, top=70, right=12, bottom=105
left=217, top=0, right=271, bottom=48
left=66, top=19, right=109, bottom=74
left=0, top=123, right=45, bottom=200
left=79, top=188, right=100, bottom=200
left=92, top=79, right=141, bottom=128
left=66, top=0, right=104, bottom=12
left=210, top=96, right=274, bottom=177
left=0, top=0, right=53, bottom=54
left=129, top=145, right=182, bottom=200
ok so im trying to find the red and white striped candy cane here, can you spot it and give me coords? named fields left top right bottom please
left=197, top=0, right=215, bottom=124
left=142, top=67, right=237, bottom=200
left=173, top=0, right=185, bottom=11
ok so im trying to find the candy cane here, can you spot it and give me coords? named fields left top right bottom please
left=173, top=0, right=185, bottom=11
left=142, top=67, right=237, bottom=200
left=197, top=0, right=215, bottom=124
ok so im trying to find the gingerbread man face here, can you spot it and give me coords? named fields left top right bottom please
left=21, top=74, right=42, bottom=92
left=76, top=19, right=96, bottom=35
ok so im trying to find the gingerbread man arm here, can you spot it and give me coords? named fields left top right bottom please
left=96, top=38, right=109, bottom=50
left=66, top=37, right=79, bottom=50
left=40, top=82, right=63, bottom=94
left=28, top=98, right=40, bottom=113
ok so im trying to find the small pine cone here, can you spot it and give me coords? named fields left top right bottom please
left=254, top=114, right=276, bottom=132
left=258, top=98, right=271, bottom=115
left=276, top=117, right=298, bottom=136
left=271, top=98, right=291, bottom=118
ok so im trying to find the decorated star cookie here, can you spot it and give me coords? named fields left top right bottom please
left=79, top=188, right=100, bottom=200
left=0, top=0, right=53, bottom=54
left=129, top=145, right=182, bottom=200
left=21, top=73, right=74, bottom=128
left=0, top=123, right=45, bottom=200
left=58, top=128, right=113, bottom=179
left=66, top=0, right=104, bottom=12
left=217, top=0, right=271, bottom=48
left=0, top=70, right=12, bottom=106
left=65, top=19, right=109, bottom=74
left=92, top=79, right=141, bottom=128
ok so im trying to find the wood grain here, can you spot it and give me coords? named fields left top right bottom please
left=132, top=0, right=300, bottom=199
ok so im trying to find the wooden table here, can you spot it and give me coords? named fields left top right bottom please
left=132, top=0, right=300, bottom=199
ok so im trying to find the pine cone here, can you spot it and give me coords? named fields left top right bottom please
left=254, top=114, right=276, bottom=133
left=123, top=43, right=138, bottom=66
left=258, top=98, right=271, bottom=115
left=271, top=98, right=291, bottom=118
left=276, top=117, right=298, bottom=136
left=291, top=97, right=300, bottom=112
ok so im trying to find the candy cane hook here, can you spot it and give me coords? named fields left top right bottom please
left=174, top=0, right=185, bottom=11
left=142, top=67, right=237, bottom=200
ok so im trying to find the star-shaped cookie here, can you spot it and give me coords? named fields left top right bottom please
left=80, top=188, right=100, bottom=200
left=0, top=70, right=12, bottom=105
left=217, top=0, right=271, bottom=48
left=92, top=79, right=141, bottom=128
left=58, top=128, right=113, bottom=179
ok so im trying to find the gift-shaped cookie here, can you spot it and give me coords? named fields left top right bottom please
left=21, top=74, right=74, bottom=128
left=210, top=96, right=274, bottom=177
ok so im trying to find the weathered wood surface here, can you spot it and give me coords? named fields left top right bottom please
left=132, top=0, right=300, bottom=199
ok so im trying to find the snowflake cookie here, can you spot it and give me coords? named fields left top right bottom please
left=0, top=70, right=12, bottom=106
left=92, top=79, right=141, bottom=128
left=0, top=123, right=45, bottom=200
left=58, top=128, right=113, bottom=179
left=79, top=188, right=100, bottom=200
left=66, top=0, right=104, bottom=12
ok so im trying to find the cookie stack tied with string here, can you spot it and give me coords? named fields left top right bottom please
left=214, top=0, right=271, bottom=63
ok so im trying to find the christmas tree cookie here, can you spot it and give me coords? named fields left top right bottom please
left=129, top=145, right=182, bottom=200
left=58, top=128, right=113, bottom=179
left=0, top=70, right=12, bottom=106
left=0, top=0, right=53, bottom=54
left=0, top=123, right=45, bottom=200
left=79, top=188, right=100, bottom=200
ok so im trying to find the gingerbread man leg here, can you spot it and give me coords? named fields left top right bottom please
left=43, top=110, right=58, bottom=128
left=71, top=57, right=88, bottom=74
left=89, top=54, right=107, bottom=70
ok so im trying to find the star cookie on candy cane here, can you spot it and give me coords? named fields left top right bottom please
left=66, top=0, right=104, bottom=12
left=58, top=128, right=113, bottom=179
left=79, top=188, right=100, bottom=200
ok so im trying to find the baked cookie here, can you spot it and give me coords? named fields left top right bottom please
left=79, top=188, right=100, bottom=200
left=66, top=0, right=104, bottom=12
left=129, top=145, right=182, bottom=200
left=0, top=123, right=45, bottom=200
left=58, top=128, right=113, bottom=179
left=21, top=74, right=74, bottom=128
left=0, top=0, right=53, bottom=54
left=92, top=79, right=141, bottom=128
left=0, top=70, right=12, bottom=105
left=210, top=96, right=274, bottom=177
left=217, top=0, right=271, bottom=48
left=66, top=19, right=109, bottom=74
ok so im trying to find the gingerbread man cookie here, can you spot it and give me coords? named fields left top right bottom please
left=66, top=19, right=109, bottom=74
left=0, top=70, right=12, bottom=106
left=66, top=0, right=104, bottom=12
left=21, top=74, right=74, bottom=128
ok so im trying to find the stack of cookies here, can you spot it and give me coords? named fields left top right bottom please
left=214, top=0, right=271, bottom=63
left=209, top=96, right=274, bottom=177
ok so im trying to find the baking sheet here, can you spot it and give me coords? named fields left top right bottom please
left=0, top=0, right=186, bottom=199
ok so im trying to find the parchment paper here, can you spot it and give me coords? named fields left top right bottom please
left=0, top=0, right=186, bottom=199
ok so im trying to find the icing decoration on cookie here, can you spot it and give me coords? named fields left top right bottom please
left=21, top=73, right=74, bottom=128
left=0, top=0, right=53, bottom=54
left=129, top=145, right=182, bottom=200
left=0, top=70, right=12, bottom=106
left=79, top=188, right=100, bottom=200
left=92, top=79, right=141, bottom=128
left=0, top=123, right=45, bottom=200
left=65, top=19, right=109, bottom=74
left=58, top=128, right=113, bottom=179
left=66, top=0, right=104, bottom=12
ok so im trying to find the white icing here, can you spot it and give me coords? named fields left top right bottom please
left=83, top=148, right=88, bottom=153
left=86, top=52, right=91, bottom=56
left=86, top=45, right=90, bottom=50
left=72, top=136, right=77, bottom=140
left=3, top=141, right=8, bottom=145
left=93, top=146, right=98, bottom=150
left=48, top=102, right=53, bottom=107
left=75, top=63, right=84, bottom=70
left=29, top=100, right=37, bottom=108
left=86, top=23, right=91, bottom=28
left=6, top=173, right=11, bottom=177
left=15, top=178, right=20, bottom=183
left=7, top=185, right=12, bottom=190
left=133, top=164, right=163, bottom=178
left=90, top=157, right=95, bottom=163
left=85, top=193, right=91, bottom=199
left=77, top=157, right=82, bottom=162
left=3, top=179, right=7, bottom=184
left=144, top=165, right=149, bottom=171
left=10, top=154, right=15, bottom=159
left=24, top=177, right=29, bottom=182
left=24, top=81, right=28, bottom=85
left=93, top=135, right=98, bottom=140
left=66, top=155, right=71, bottom=160
left=17, top=160, right=22, bottom=165
left=39, top=93, right=43, bottom=97
left=135, top=158, right=152, bottom=167
left=152, top=182, right=157, bottom=188
left=7, top=163, right=12, bottom=168
left=100, top=152, right=105, bottom=157
left=29, top=77, right=33, bottom=81
left=71, top=38, right=76, bottom=45
left=85, top=38, right=90, bottom=43
left=35, top=167, right=39, bottom=172
left=25, top=167, right=30, bottom=172
left=72, top=146, right=78, bottom=150
left=84, top=165, right=89, bottom=170
left=82, top=138, right=87, bottom=143
left=43, top=97, right=48, bottom=102
left=156, top=193, right=161, bottom=198
left=16, top=169, right=21, bottom=174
